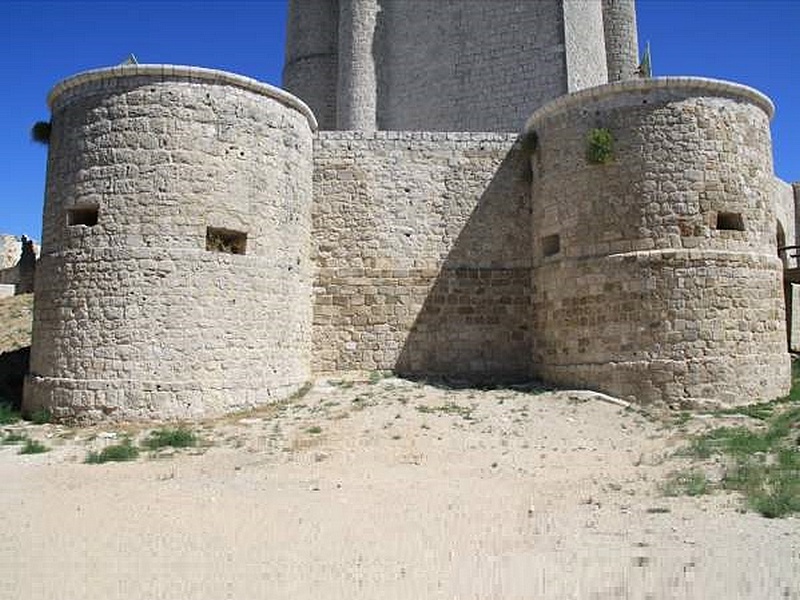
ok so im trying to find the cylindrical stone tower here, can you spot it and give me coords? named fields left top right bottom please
left=24, top=65, right=317, bottom=422
left=336, top=0, right=378, bottom=130
left=526, top=78, right=789, bottom=407
left=601, top=0, right=639, bottom=81
left=283, top=0, right=339, bottom=130
left=283, top=0, right=625, bottom=132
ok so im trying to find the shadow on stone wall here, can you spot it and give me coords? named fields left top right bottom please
left=395, top=141, right=533, bottom=384
left=0, top=346, right=30, bottom=410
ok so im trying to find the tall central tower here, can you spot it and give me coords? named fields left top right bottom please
left=283, top=0, right=638, bottom=132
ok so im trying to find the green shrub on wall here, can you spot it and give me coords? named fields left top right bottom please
left=586, top=127, right=614, bottom=164
left=31, top=121, right=51, bottom=145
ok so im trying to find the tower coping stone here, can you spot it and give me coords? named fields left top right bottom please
left=47, top=64, right=319, bottom=131
left=524, top=76, right=774, bottom=132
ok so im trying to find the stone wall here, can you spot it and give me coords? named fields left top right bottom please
left=336, top=0, right=378, bottom=130
left=775, top=178, right=795, bottom=252
left=283, top=0, right=339, bottom=130
left=25, top=66, right=316, bottom=422
left=777, top=179, right=800, bottom=351
left=284, top=0, right=618, bottom=133
left=526, top=78, right=789, bottom=407
left=376, top=0, right=570, bottom=132
left=25, top=53, right=795, bottom=422
left=534, top=252, right=786, bottom=406
left=601, top=0, right=639, bottom=82
left=563, top=0, right=608, bottom=92
left=312, top=132, right=531, bottom=381
left=794, top=183, right=800, bottom=352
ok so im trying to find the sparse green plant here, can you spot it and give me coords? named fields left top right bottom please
left=672, top=384, right=800, bottom=517
left=721, top=449, right=800, bottom=518
left=645, top=507, right=671, bottom=514
left=85, top=439, right=139, bottom=464
left=19, top=438, right=49, bottom=455
left=307, top=425, right=322, bottom=435
left=143, top=426, right=198, bottom=450
left=673, top=411, right=692, bottom=426
left=586, top=127, right=614, bottom=165
left=661, top=469, right=710, bottom=497
left=713, top=401, right=779, bottom=421
left=680, top=426, right=771, bottom=459
left=767, top=405, right=800, bottom=441
left=0, top=401, right=20, bottom=425
left=368, top=370, right=387, bottom=384
left=351, top=396, right=375, bottom=411
left=416, top=402, right=475, bottom=421
left=290, top=382, right=313, bottom=400
left=2, top=432, right=28, bottom=445
left=679, top=435, right=714, bottom=460
left=28, top=408, right=52, bottom=425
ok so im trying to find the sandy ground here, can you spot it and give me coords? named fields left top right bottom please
left=1, top=376, right=798, bottom=600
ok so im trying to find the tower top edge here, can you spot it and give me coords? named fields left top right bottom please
left=47, top=64, right=319, bottom=132
left=525, top=76, right=775, bottom=131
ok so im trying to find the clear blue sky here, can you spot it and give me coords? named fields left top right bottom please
left=1, top=0, right=797, bottom=240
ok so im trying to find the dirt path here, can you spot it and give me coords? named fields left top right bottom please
left=2, top=377, right=798, bottom=599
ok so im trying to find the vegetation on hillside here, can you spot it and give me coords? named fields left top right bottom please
left=666, top=361, right=800, bottom=518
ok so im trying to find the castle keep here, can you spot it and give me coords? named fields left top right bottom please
left=24, top=0, right=796, bottom=422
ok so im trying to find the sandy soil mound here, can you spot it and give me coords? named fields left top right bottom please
left=2, top=376, right=798, bottom=599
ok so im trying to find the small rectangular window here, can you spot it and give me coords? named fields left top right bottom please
left=67, top=207, right=98, bottom=227
left=542, top=234, right=560, bottom=257
left=716, top=212, right=744, bottom=231
left=206, top=227, right=247, bottom=255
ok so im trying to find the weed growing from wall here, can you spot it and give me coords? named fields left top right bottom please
left=31, top=121, right=51, bottom=145
left=586, top=127, right=614, bottom=164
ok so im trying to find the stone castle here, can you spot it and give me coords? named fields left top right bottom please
left=23, top=0, right=798, bottom=422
